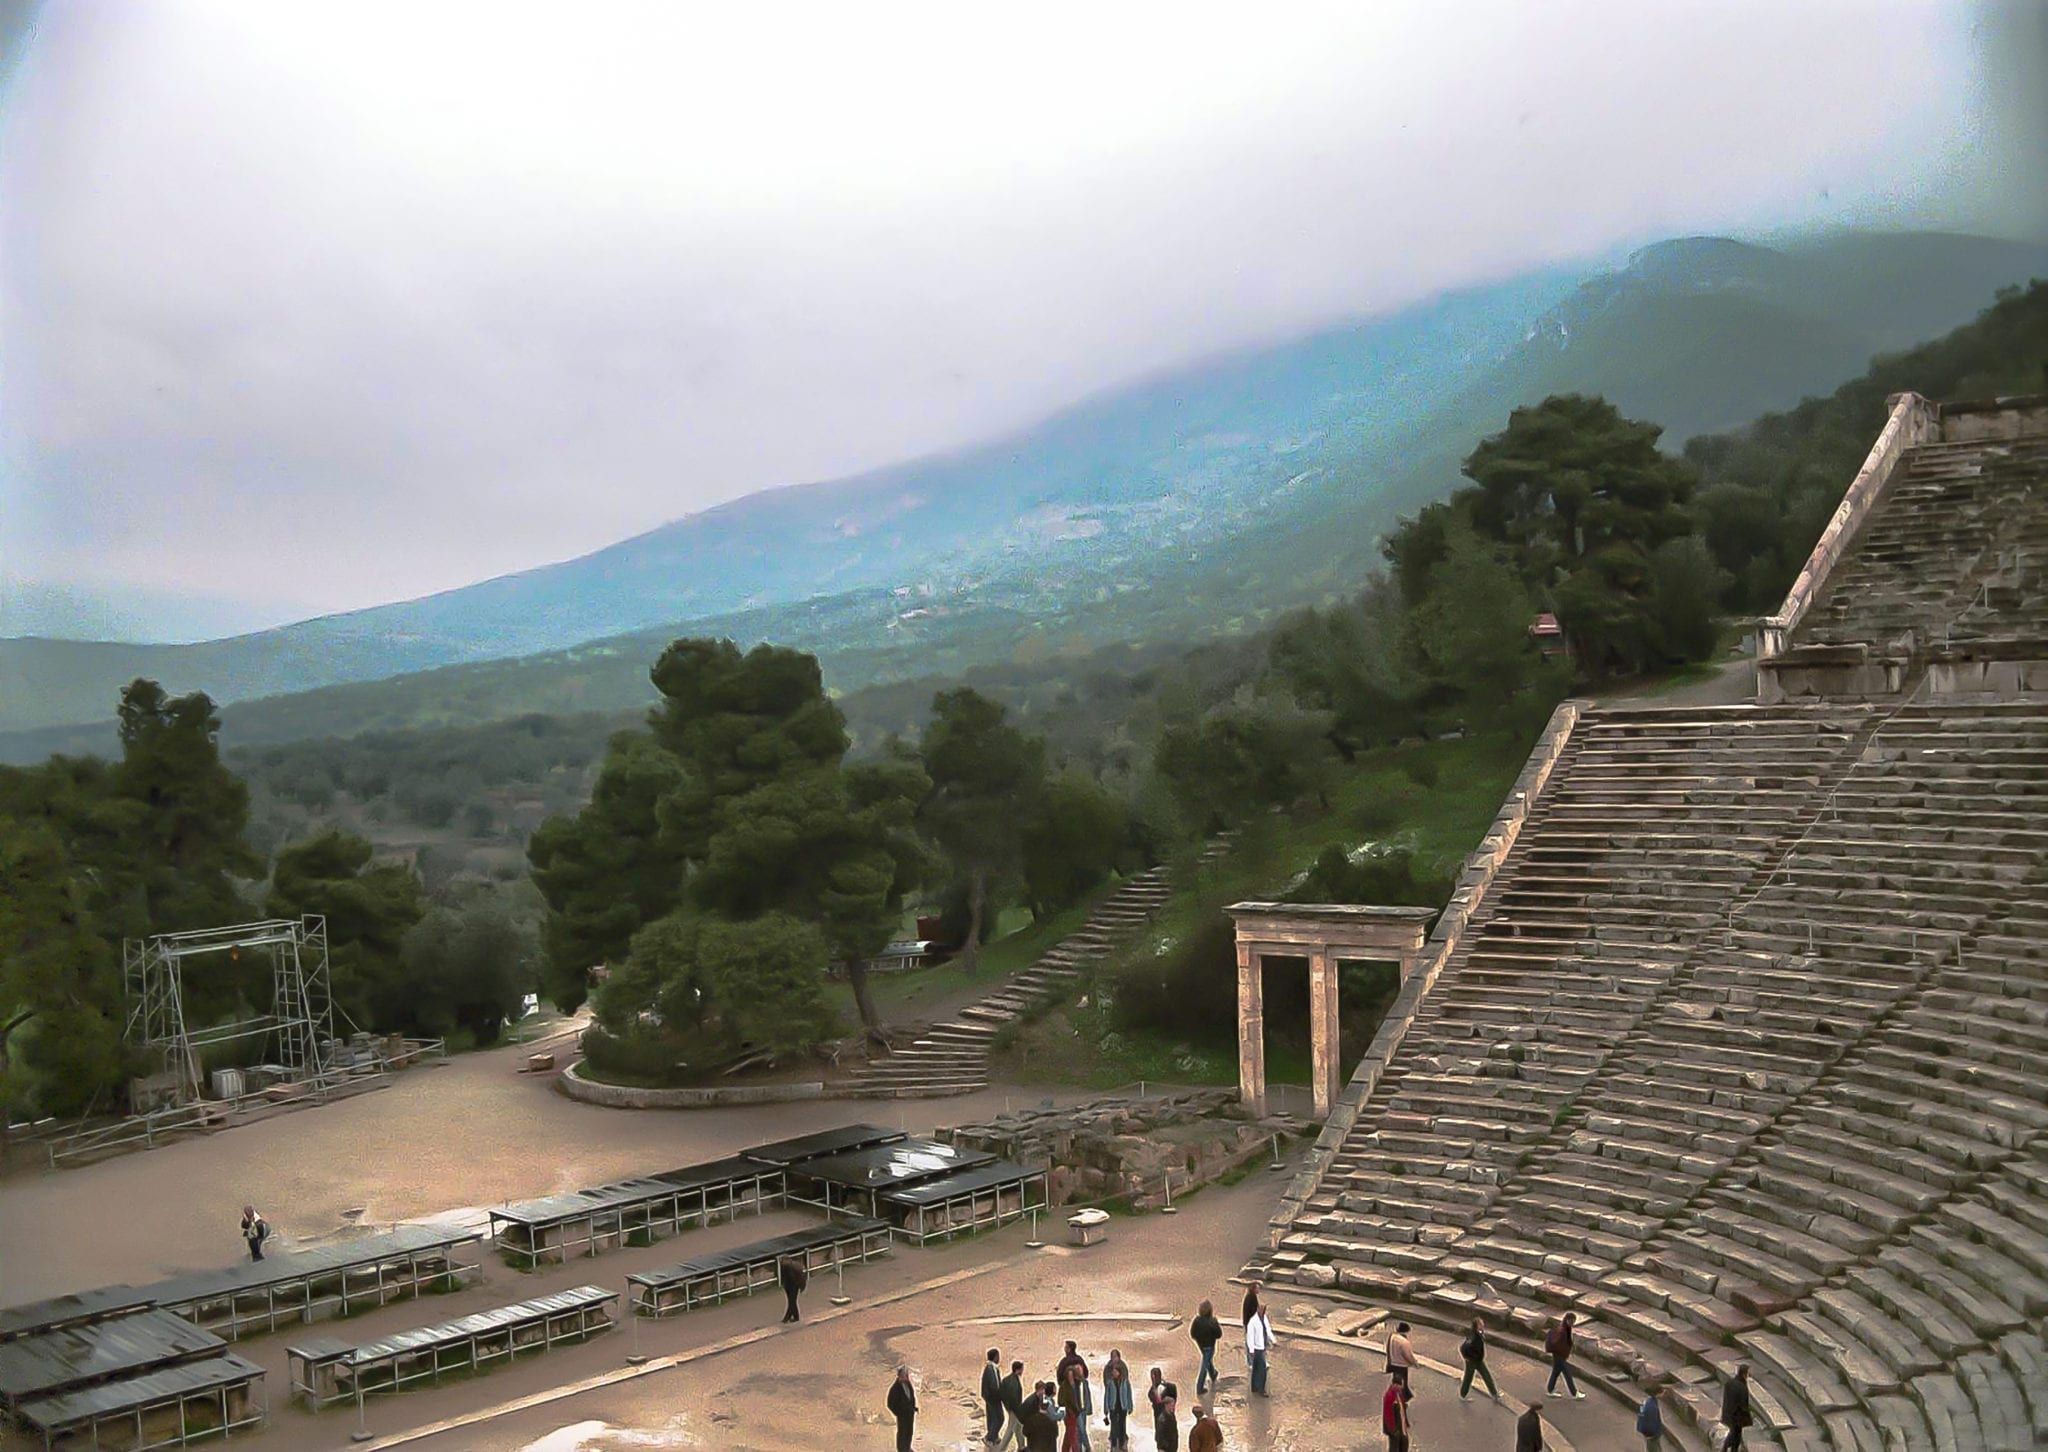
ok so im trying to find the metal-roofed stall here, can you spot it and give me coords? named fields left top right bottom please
left=648, top=1154, right=787, bottom=1224
left=15, top=1353, right=264, bottom=1451
left=0, top=1289, right=153, bottom=1345
left=783, top=1138, right=996, bottom=1220
left=878, top=1159, right=1049, bottom=1243
left=626, top=1217, right=893, bottom=1317
left=286, top=1285, right=616, bottom=1408
left=0, top=1309, right=224, bottom=1413
left=737, top=1123, right=905, bottom=1168
left=487, top=1178, right=691, bottom=1269
left=145, top=1225, right=483, bottom=1339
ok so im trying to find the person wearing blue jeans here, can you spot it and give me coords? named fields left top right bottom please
left=1545, top=1313, right=1584, bottom=1398
left=1189, top=1301, right=1222, bottom=1394
left=1246, top=1304, right=1273, bottom=1395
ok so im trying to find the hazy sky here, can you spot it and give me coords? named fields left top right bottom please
left=0, top=0, right=2033, bottom=642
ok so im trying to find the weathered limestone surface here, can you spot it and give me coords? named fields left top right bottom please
left=940, top=1088, right=1300, bottom=1211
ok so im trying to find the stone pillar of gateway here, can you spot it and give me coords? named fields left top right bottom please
left=1225, top=902, right=1434, bottom=1120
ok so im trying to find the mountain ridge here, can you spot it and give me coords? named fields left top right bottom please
left=5, top=227, right=2045, bottom=742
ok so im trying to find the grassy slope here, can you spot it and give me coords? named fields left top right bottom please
left=987, top=729, right=1532, bottom=1090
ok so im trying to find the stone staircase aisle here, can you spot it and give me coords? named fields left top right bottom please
left=843, top=867, right=1175, bottom=1098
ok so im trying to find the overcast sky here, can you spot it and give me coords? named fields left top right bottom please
left=0, top=0, right=2036, bottom=642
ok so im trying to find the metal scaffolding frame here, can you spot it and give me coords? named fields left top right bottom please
left=122, top=917, right=335, bottom=1106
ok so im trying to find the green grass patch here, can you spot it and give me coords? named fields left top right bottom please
left=991, top=729, right=1534, bottom=1091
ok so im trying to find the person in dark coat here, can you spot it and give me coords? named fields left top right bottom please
left=980, top=1348, right=1005, bottom=1442
left=1517, top=1400, right=1545, bottom=1452
left=1147, top=1366, right=1179, bottom=1452
left=1720, top=1365, right=1753, bottom=1451
left=887, top=1366, right=917, bottom=1452
left=1460, top=1317, right=1499, bottom=1400
left=777, top=1255, right=807, bottom=1323
left=1021, top=1382, right=1060, bottom=1452
left=1239, top=1280, right=1262, bottom=1328
left=1190, top=1300, right=1223, bottom=1393
left=1057, top=1340, right=1087, bottom=1385
left=996, top=1361, right=1027, bottom=1452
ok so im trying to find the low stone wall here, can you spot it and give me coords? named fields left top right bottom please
left=939, top=1088, right=1298, bottom=1211
left=1939, top=392, right=2048, bottom=442
left=557, top=1059, right=826, bottom=1109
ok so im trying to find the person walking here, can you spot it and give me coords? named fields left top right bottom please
left=1386, top=1321, right=1416, bottom=1394
left=777, top=1254, right=807, bottom=1324
left=996, top=1360, right=1028, bottom=1452
left=1147, top=1366, right=1179, bottom=1452
left=1720, top=1365, right=1753, bottom=1451
left=1382, top=1374, right=1410, bottom=1452
left=1638, top=1385, right=1666, bottom=1451
left=1244, top=1300, right=1273, bottom=1396
left=1517, top=1401, right=1545, bottom=1452
left=1190, top=1300, right=1223, bottom=1393
left=1101, top=1355, right=1134, bottom=1449
left=1543, top=1313, right=1583, bottom=1398
left=1188, top=1406, right=1223, bottom=1452
left=981, top=1348, right=1005, bottom=1442
left=1459, top=1317, right=1499, bottom=1400
left=1239, top=1280, right=1262, bottom=1329
left=240, top=1206, right=269, bottom=1263
left=887, top=1366, right=917, bottom=1452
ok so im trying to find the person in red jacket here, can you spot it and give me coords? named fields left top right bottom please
left=1382, top=1374, right=1410, bottom=1452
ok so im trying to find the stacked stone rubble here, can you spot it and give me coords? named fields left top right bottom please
left=942, top=1089, right=1300, bottom=1210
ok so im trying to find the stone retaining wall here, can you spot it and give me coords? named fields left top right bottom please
left=557, top=1059, right=826, bottom=1109
left=939, top=1088, right=1299, bottom=1210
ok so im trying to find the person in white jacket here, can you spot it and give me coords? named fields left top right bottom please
left=1245, top=1304, right=1274, bottom=1395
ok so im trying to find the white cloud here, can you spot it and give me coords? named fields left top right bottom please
left=0, top=0, right=1998, bottom=638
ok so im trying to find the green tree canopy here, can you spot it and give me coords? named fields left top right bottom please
left=526, top=731, right=686, bottom=1012
left=533, top=637, right=930, bottom=1064
left=1020, top=771, right=1133, bottom=921
left=398, top=901, right=537, bottom=1046
left=266, top=830, right=424, bottom=1033
left=918, top=688, right=1046, bottom=972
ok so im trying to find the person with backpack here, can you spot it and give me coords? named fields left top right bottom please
left=1385, top=1321, right=1416, bottom=1394
left=1190, top=1300, right=1224, bottom=1393
left=1459, top=1317, right=1499, bottom=1400
left=240, top=1206, right=269, bottom=1263
left=1720, top=1365, right=1753, bottom=1451
left=778, top=1254, right=808, bottom=1323
left=1544, top=1313, right=1583, bottom=1398
left=1638, top=1385, right=1666, bottom=1451
left=1147, top=1366, right=1179, bottom=1452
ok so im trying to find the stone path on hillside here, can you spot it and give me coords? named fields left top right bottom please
left=843, top=868, right=1175, bottom=1098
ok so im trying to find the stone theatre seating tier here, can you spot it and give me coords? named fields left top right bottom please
left=1264, top=703, right=2048, bottom=1452
left=1798, top=434, right=2048, bottom=655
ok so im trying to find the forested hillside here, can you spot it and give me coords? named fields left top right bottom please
left=88, top=276, right=2048, bottom=879
left=7, top=230, right=2044, bottom=742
